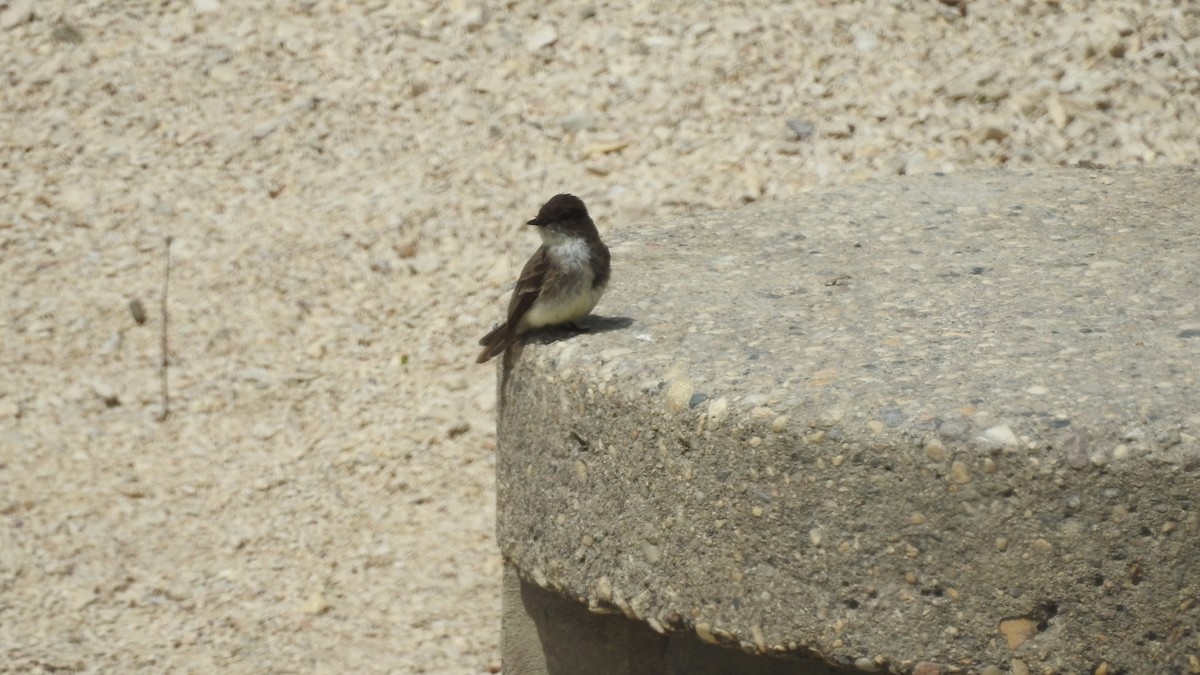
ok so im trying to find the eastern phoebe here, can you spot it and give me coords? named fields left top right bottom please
left=477, top=194, right=611, bottom=364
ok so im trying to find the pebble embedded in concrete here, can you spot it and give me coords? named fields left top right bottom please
left=949, top=460, right=971, bottom=484
left=666, top=380, right=694, bottom=414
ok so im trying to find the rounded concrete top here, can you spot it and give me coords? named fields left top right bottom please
left=495, top=168, right=1200, bottom=674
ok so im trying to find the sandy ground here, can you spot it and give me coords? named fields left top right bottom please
left=1, top=1, right=1197, bottom=672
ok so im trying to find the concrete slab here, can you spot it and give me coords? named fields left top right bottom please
left=495, top=168, right=1200, bottom=674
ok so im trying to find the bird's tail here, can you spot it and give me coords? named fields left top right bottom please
left=476, top=322, right=514, bottom=363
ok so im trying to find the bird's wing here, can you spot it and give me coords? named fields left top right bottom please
left=506, top=245, right=548, bottom=329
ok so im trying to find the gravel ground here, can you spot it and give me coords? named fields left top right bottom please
left=1, top=1, right=1197, bottom=673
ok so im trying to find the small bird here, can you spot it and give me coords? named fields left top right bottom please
left=477, top=194, right=611, bottom=363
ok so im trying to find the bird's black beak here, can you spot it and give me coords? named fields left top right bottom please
left=526, top=217, right=543, bottom=227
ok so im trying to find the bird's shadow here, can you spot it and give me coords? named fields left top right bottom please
left=499, top=316, right=634, bottom=403
left=522, top=315, right=635, bottom=346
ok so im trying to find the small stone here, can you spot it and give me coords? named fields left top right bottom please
left=854, top=657, right=880, bottom=672
left=819, top=118, right=855, bottom=139
left=1010, top=658, right=1030, bottom=675
left=1065, top=431, right=1090, bottom=469
left=129, top=298, right=148, bottom=325
left=706, top=397, right=728, bottom=429
left=995, top=537, right=1009, bottom=552
left=998, top=617, right=1037, bottom=649
left=461, top=7, right=485, bottom=31
left=852, top=29, right=878, bottom=52
left=530, top=567, right=547, bottom=588
left=979, top=666, right=1003, bottom=675
left=612, top=593, right=634, bottom=619
left=695, top=622, right=718, bottom=644
left=301, top=592, right=329, bottom=615
left=1120, top=427, right=1145, bottom=442
left=750, top=624, right=766, bottom=652
left=641, top=542, right=660, bottom=563
left=913, top=663, right=942, bottom=675
left=924, top=438, right=948, bottom=462
left=786, top=119, right=814, bottom=140
left=980, top=425, right=1019, bottom=449
left=409, top=253, right=441, bottom=275
left=209, top=65, right=238, bottom=84
left=92, top=381, right=120, bottom=408
left=558, top=111, right=596, bottom=132
left=770, top=415, right=789, bottom=433
left=938, top=419, right=972, bottom=441
left=525, top=24, right=557, bottom=51
left=446, top=421, right=469, bottom=438
left=51, top=22, right=84, bottom=44
left=666, top=380, right=693, bottom=414
left=1031, top=538, right=1053, bottom=554
left=949, top=460, right=971, bottom=484
left=595, top=576, right=612, bottom=601
left=0, top=0, right=33, bottom=30
left=252, top=121, right=278, bottom=140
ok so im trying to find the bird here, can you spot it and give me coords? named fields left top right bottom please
left=477, top=194, right=611, bottom=363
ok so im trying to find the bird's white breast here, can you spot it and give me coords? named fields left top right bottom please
left=521, top=238, right=606, bottom=330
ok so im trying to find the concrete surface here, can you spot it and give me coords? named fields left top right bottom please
left=494, top=168, right=1200, bottom=674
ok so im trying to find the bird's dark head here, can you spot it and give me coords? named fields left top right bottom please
left=527, top=194, right=590, bottom=228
